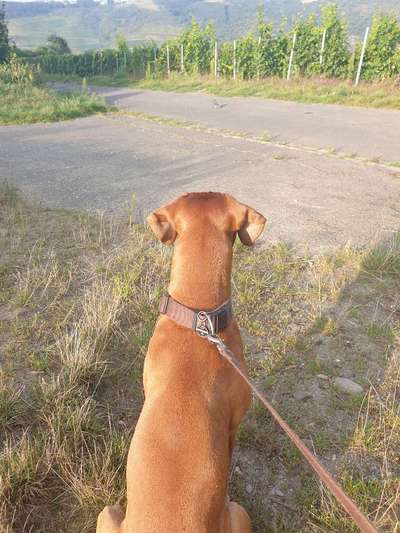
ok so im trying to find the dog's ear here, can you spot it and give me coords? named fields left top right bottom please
left=147, top=206, right=177, bottom=245
left=230, top=197, right=266, bottom=246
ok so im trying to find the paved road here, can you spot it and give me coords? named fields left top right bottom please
left=1, top=113, right=399, bottom=251
left=52, top=83, right=400, bottom=163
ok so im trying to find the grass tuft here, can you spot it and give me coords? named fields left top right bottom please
left=0, top=81, right=106, bottom=125
left=361, top=235, right=400, bottom=277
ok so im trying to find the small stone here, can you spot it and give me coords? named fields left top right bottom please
left=294, top=389, right=312, bottom=401
left=245, top=483, right=253, bottom=494
left=334, top=377, right=363, bottom=396
left=235, top=466, right=241, bottom=475
left=317, top=374, right=329, bottom=380
left=274, top=489, right=284, bottom=497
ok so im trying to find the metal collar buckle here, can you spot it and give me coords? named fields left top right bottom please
left=195, top=311, right=215, bottom=337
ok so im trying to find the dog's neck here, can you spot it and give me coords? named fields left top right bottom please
left=168, top=235, right=233, bottom=310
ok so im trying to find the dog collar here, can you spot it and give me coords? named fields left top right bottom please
left=159, top=294, right=233, bottom=337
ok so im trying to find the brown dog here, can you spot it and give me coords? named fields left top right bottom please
left=97, top=192, right=266, bottom=533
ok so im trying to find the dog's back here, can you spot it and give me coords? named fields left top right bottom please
left=97, top=192, right=266, bottom=533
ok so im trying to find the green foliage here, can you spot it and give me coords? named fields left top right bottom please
left=256, top=13, right=289, bottom=78
left=0, top=0, right=9, bottom=62
left=0, top=52, right=105, bottom=125
left=219, top=40, right=234, bottom=77
left=27, top=44, right=157, bottom=78
left=218, top=12, right=289, bottom=80
left=46, top=34, right=71, bottom=55
left=320, top=4, right=350, bottom=78
left=180, top=19, right=215, bottom=75
left=0, top=81, right=106, bottom=125
left=362, top=12, right=400, bottom=80
left=0, top=53, right=40, bottom=85
left=292, top=14, right=321, bottom=77
left=115, top=30, right=129, bottom=54
left=237, top=32, right=257, bottom=80
left=26, top=8, right=400, bottom=83
left=156, top=19, right=215, bottom=76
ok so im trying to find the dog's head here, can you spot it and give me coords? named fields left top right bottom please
left=147, top=192, right=266, bottom=247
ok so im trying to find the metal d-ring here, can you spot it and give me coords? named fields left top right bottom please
left=195, top=310, right=215, bottom=338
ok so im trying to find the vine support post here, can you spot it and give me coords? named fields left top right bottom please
left=166, top=44, right=170, bottom=77
left=180, top=43, right=184, bottom=74
left=233, top=39, right=237, bottom=80
left=214, top=41, right=218, bottom=78
left=287, top=32, right=296, bottom=81
left=355, top=26, right=370, bottom=86
left=320, top=28, right=327, bottom=66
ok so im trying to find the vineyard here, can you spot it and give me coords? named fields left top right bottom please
left=21, top=6, right=400, bottom=83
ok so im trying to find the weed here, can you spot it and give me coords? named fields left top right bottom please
left=259, top=130, right=271, bottom=143
left=311, top=315, right=337, bottom=336
left=314, top=432, right=332, bottom=451
left=365, top=323, right=395, bottom=341
left=0, top=375, right=24, bottom=431
left=0, top=80, right=106, bottom=125
left=361, top=236, right=400, bottom=277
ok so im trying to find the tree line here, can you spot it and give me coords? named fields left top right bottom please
left=2, top=4, right=400, bottom=83
left=0, top=1, right=8, bottom=63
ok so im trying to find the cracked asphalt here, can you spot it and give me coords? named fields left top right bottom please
left=1, top=102, right=399, bottom=250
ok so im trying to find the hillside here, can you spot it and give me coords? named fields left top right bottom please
left=5, top=0, right=400, bottom=52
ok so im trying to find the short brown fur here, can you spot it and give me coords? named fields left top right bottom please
left=97, top=192, right=266, bottom=533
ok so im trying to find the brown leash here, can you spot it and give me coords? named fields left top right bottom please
left=204, top=332, right=378, bottom=533
left=160, top=295, right=378, bottom=532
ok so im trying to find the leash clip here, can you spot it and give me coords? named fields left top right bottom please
left=195, top=311, right=215, bottom=337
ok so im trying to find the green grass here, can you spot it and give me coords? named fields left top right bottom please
left=0, top=81, right=106, bottom=125
left=137, top=75, right=400, bottom=110
left=44, top=72, right=400, bottom=110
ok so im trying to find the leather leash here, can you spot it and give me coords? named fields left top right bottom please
left=159, top=296, right=378, bottom=533
left=203, top=331, right=378, bottom=533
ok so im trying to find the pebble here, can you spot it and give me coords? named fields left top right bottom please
left=317, top=374, right=329, bottom=380
left=245, top=483, right=253, bottom=494
left=334, top=377, right=363, bottom=395
left=235, top=466, right=241, bottom=475
left=293, top=389, right=312, bottom=401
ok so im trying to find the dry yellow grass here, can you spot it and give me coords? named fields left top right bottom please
left=0, top=182, right=398, bottom=532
